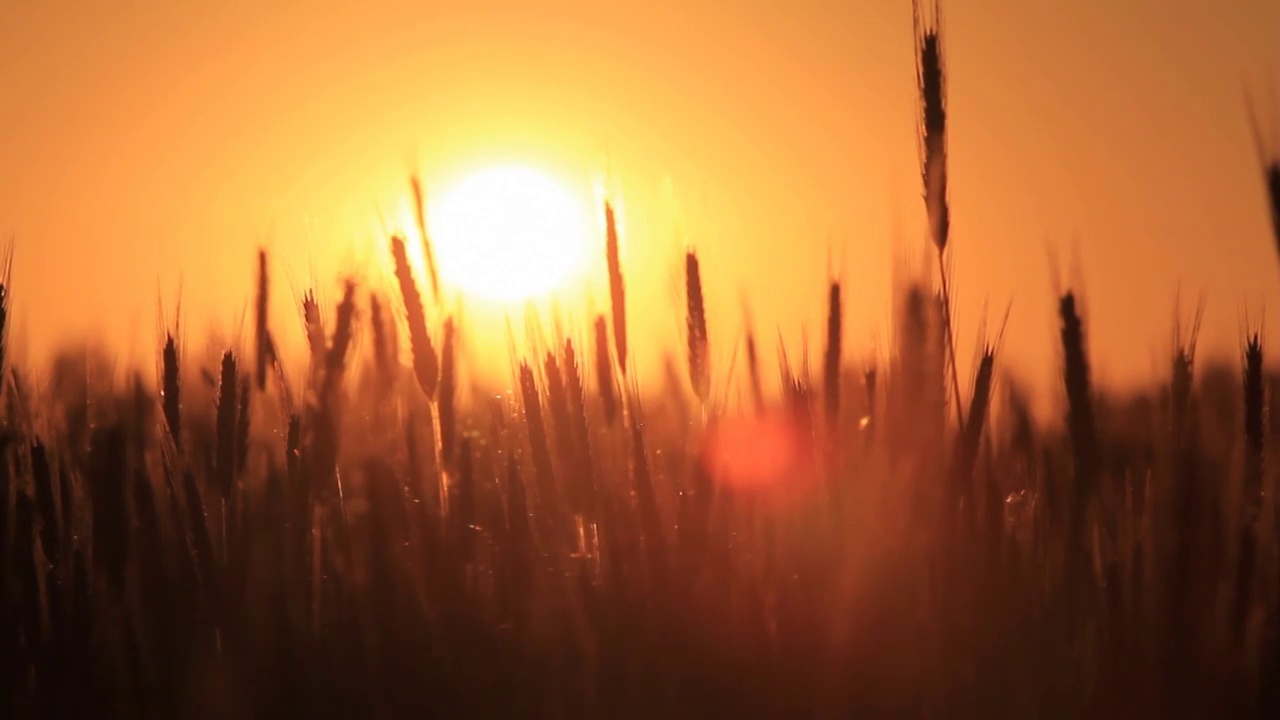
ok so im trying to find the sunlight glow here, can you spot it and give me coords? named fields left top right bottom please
left=701, top=412, right=813, bottom=491
left=428, top=166, right=591, bottom=303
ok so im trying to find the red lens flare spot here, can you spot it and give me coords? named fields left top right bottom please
left=700, top=411, right=812, bottom=491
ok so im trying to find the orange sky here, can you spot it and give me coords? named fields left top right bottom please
left=2, top=0, right=1278, bottom=411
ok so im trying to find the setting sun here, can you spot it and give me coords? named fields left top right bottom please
left=427, top=166, right=591, bottom=303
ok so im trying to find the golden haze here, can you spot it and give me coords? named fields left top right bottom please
left=1, top=0, right=1277, bottom=410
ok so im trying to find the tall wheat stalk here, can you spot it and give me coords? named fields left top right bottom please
left=303, top=290, right=326, bottom=363
left=215, top=351, right=239, bottom=502
left=686, top=251, right=709, bottom=406
left=391, top=234, right=439, bottom=399
left=605, top=201, right=628, bottom=377
left=1060, top=292, right=1100, bottom=616
left=824, top=282, right=842, bottom=428
left=594, top=315, right=619, bottom=425
left=255, top=249, right=270, bottom=391
left=1234, top=333, right=1263, bottom=649
left=163, top=333, right=182, bottom=449
left=913, top=0, right=965, bottom=434
left=438, top=316, right=457, bottom=468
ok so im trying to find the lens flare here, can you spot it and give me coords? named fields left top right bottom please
left=700, top=411, right=813, bottom=491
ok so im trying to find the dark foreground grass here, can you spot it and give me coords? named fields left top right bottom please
left=4, top=253, right=1280, bottom=718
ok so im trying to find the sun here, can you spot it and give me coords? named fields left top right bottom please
left=427, top=165, right=591, bottom=303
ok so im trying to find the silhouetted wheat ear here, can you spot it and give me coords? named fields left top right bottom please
left=605, top=200, right=628, bottom=375
left=1171, top=348, right=1193, bottom=437
left=215, top=351, right=238, bottom=501
left=594, top=314, right=618, bottom=425
left=303, top=289, right=326, bottom=363
left=746, top=328, right=764, bottom=412
left=960, top=348, right=994, bottom=486
left=1243, top=335, right=1264, bottom=527
left=1172, top=348, right=1192, bottom=420
left=255, top=249, right=269, bottom=391
left=1060, top=293, right=1099, bottom=555
left=824, top=282, right=842, bottom=426
left=914, top=0, right=949, bottom=253
left=391, top=235, right=439, bottom=399
left=439, top=316, right=457, bottom=468
left=686, top=250, right=709, bottom=404
left=162, top=334, right=181, bottom=449
left=913, top=0, right=964, bottom=437
left=1234, top=333, right=1264, bottom=648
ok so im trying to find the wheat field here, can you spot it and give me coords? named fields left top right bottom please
left=3, top=2, right=1280, bottom=718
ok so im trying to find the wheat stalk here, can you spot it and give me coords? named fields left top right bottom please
left=594, top=315, right=619, bottom=425
left=439, top=316, right=457, bottom=468
left=824, top=281, right=842, bottom=428
left=1233, top=333, right=1264, bottom=648
left=746, top=327, right=764, bottom=413
left=163, top=333, right=182, bottom=450
left=215, top=351, right=238, bottom=502
left=686, top=250, right=709, bottom=405
left=1060, top=292, right=1099, bottom=606
left=391, top=234, right=439, bottom=399
left=913, top=0, right=965, bottom=437
left=254, top=249, right=270, bottom=391
left=960, top=347, right=994, bottom=495
left=303, top=290, right=327, bottom=364
left=605, top=201, right=628, bottom=376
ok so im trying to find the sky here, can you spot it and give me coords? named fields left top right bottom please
left=1, top=0, right=1277, bottom=413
